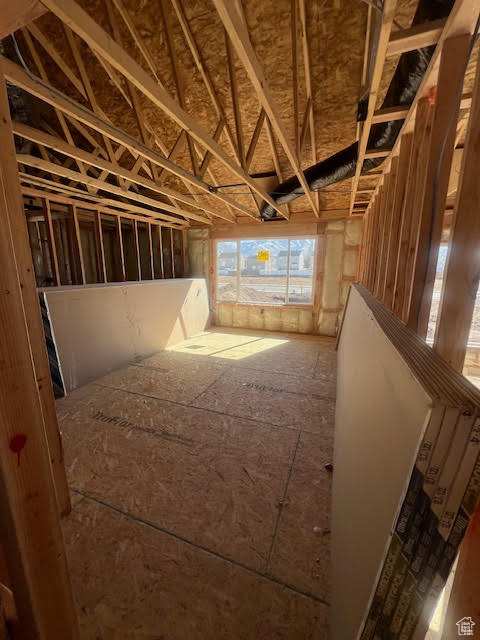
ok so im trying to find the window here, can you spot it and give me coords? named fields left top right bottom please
left=239, top=238, right=288, bottom=305
left=426, top=243, right=449, bottom=344
left=216, top=240, right=238, bottom=301
left=216, top=238, right=316, bottom=306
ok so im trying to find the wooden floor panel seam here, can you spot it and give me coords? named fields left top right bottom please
left=92, top=382, right=303, bottom=433
left=188, top=368, right=229, bottom=404
left=116, top=365, right=336, bottom=402
left=264, top=430, right=302, bottom=574
left=312, top=350, right=322, bottom=379
left=137, top=358, right=327, bottom=382
left=69, top=487, right=332, bottom=608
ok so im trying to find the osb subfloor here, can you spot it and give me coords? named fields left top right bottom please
left=57, top=328, right=337, bottom=639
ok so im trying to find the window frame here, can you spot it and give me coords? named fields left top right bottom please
left=214, top=235, right=318, bottom=308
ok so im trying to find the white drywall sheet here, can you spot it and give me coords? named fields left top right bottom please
left=41, top=279, right=209, bottom=392
left=332, top=286, right=431, bottom=640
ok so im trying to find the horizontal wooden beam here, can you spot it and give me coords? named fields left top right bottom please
left=360, top=169, right=383, bottom=177
left=386, top=18, right=446, bottom=57
left=372, top=105, right=409, bottom=124
left=365, top=148, right=391, bottom=159
left=372, top=92, right=472, bottom=125
left=365, top=0, right=480, bottom=208
left=1, top=56, right=255, bottom=220
left=13, top=122, right=235, bottom=223
left=22, top=185, right=185, bottom=228
left=18, top=154, right=211, bottom=225
left=391, top=1, right=480, bottom=151
left=21, top=174, right=188, bottom=228
left=40, top=0, right=287, bottom=220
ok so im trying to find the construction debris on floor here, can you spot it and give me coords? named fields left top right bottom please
left=57, top=329, right=336, bottom=639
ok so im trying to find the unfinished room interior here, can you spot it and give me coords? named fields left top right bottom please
left=1, top=0, right=480, bottom=637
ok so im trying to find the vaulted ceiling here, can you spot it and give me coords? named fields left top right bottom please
left=4, top=0, right=420, bottom=227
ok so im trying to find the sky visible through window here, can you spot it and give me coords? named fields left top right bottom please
left=216, top=238, right=316, bottom=306
left=428, top=244, right=480, bottom=345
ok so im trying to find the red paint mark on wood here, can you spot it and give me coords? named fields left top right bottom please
left=9, top=434, right=27, bottom=466
left=428, top=86, right=437, bottom=106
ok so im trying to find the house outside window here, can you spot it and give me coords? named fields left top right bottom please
left=217, top=251, right=237, bottom=272
left=277, top=249, right=304, bottom=271
left=216, top=237, right=316, bottom=306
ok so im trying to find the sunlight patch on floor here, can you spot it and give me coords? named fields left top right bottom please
left=168, top=331, right=290, bottom=360
left=214, top=337, right=290, bottom=361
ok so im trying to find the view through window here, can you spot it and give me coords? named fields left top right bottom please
left=216, top=238, right=316, bottom=305
left=427, top=241, right=480, bottom=389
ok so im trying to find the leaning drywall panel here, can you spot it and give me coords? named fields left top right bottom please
left=332, top=286, right=431, bottom=640
left=41, top=279, right=209, bottom=392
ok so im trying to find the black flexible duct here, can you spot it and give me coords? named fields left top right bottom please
left=260, top=0, right=455, bottom=219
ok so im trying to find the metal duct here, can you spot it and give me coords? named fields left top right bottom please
left=260, top=0, right=455, bottom=220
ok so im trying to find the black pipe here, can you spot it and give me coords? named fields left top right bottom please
left=260, top=0, right=455, bottom=219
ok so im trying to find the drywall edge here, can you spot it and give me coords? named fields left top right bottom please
left=332, top=285, right=432, bottom=640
